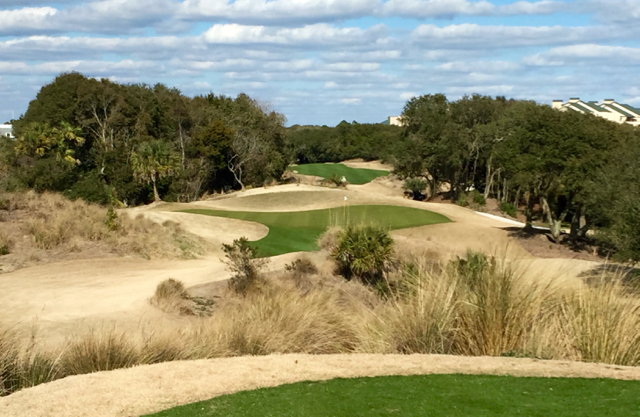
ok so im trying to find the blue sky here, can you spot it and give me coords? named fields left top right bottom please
left=1, top=0, right=639, bottom=126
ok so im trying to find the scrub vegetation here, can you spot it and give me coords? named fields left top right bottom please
left=0, top=191, right=207, bottom=271
left=3, top=244, right=640, bottom=397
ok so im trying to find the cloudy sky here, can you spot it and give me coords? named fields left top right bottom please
left=1, top=0, right=639, bottom=126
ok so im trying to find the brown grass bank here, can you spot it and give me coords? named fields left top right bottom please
left=0, top=191, right=208, bottom=272
left=2, top=252, right=639, bottom=397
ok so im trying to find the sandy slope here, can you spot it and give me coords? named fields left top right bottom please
left=2, top=354, right=639, bottom=417
left=1, top=179, right=598, bottom=341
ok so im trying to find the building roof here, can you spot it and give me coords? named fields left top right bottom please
left=604, top=104, right=636, bottom=118
left=617, top=103, right=640, bottom=117
left=586, top=101, right=609, bottom=112
left=567, top=102, right=595, bottom=114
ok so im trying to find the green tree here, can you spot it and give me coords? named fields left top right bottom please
left=495, top=103, right=614, bottom=242
left=130, top=140, right=180, bottom=202
left=15, top=121, right=85, bottom=164
left=590, top=129, right=640, bottom=262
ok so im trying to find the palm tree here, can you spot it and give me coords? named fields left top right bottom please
left=332, top=225, right=395, bottom=286
left=16, top=122, right=85, bottom=164
left=130, top=140, right=180, bottom=202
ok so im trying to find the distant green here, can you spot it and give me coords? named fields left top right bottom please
left=291, top=163, right=389, bottom=185
left=144, top=374, right=640, bottom=417
left=181, top=205, right=449, bottom=256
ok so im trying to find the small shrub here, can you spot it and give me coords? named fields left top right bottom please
left=403, top=178, right=428, bottom=200
left=327, top=173, right=347, bottom=187
left=0, top=230, right=11, bottom=255
left=452, top=250, right=494, bottom=291
left=62, top=329, right=139, bottom=375
left=285, top=257, right=318, bottom=275
left=0, top=330, right=61, bottom=396
left=285, top=257, right=319, bottom=287
left=455, top=193, right=469, bottom=207
left=153, top=278, right=187, bottom=300
left=472, top=190, right=486, bottom=206
left=560, top=279, right=640, bottom=366
left=332, top=225, right=395, bottom=286
left=65, top=172, right=112, bottom=205
left=104, top=207, right=120, bottom=231
left=150, top=279, right=194, bottom=315
left=500, top=202, right=517, bottom=218
left=317, top=226, right=341, bottom=251
left=0, top=330, right=21, bottom=396
left=222, top=237, right=268, bottom=295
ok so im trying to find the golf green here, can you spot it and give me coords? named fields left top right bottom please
left=144, top=374, right=640, bottom=417
left=181, top=205, right=450, bottom=256
left=291, top=163, right=389, bottom=184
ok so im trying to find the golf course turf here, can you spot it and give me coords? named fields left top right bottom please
left=143, top=374, right=640, bottom=417
left=181, top=205, right=450, bottom=256
left=291, top=163, right=389, bottom=184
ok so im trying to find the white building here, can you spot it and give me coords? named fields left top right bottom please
left=387, top=116, right=404, bottom=126
left=552, top=98, right=640, bottom=127
left=0, top=124, right=14, bottom=139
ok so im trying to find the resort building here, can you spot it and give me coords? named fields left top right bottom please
left=552, top=98, right=640, bottom=127
left=387, top=116, right=404, bottom=126
left=0, top=124, right=14, bottom=139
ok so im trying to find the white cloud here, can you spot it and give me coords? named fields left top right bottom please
left=381, top=0, right=565, bottom=18
left=498, top=0, right=564, bottom=15
left=0, top=7, right=57, bottom=34
left=400, top=92, right=418, bottom=100
left=582, top=0, right=640, bottom=25
left=381, top=0, right=495, bottom=18
left=436, top=60, right=521, bottom=72
left=411, top=24, right=621, bottom=49
left=3, top=0, right=640, bottom=126
left=179, top=0, right=378, bottom=24
left=524, top=44, right=640, bottom=66
left=446, top=84, right=514, bottom=95
left=202, top=23, right=388, bottom=46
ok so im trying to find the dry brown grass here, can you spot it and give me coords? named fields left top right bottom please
left=558, top=279, right=640, bottom=366
left=150, top=279, right=194, bottom=316
left=3, top=252, right=640, bottom=397
left=0, top=230, right=12, bottom=255
left=0, top=191, right=207, bottom=269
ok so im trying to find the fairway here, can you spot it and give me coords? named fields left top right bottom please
left=144, top=374, right=640, bottom=417
left=181, top=205, right=449, bottom=256
left=292, top=163, right=389, bottom=184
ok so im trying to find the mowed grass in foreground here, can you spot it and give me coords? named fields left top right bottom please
left=182, top=205, right=450, bottom=256
left=291, top=163, right=389, bottom=184
left=144, top=374, right=640, bottom=417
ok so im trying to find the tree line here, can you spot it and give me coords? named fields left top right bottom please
left=286, top=121, right=402, bottom=164
left=393, top=94, right=640, bottom=261
left=1, top=72, right=288, bottom=205
left=1, top=74, right=638, bottom=261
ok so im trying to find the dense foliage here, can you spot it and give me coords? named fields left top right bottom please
left=2, top=73, right=639, bottom=261
left=394, top=93, right=640, bottom=260
left=1, top=72, right=288, bottom=205
left=287, top=121, right=402, bottom=163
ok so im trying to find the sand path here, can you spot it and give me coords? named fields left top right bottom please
left=2, top=354, right=639, bottom=417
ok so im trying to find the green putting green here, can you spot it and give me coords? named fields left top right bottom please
left=291, top=163, right=389, bottom=185
left=181, top=205, right=449, bottom=256
left=144, top=374, right=640, bottom=417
